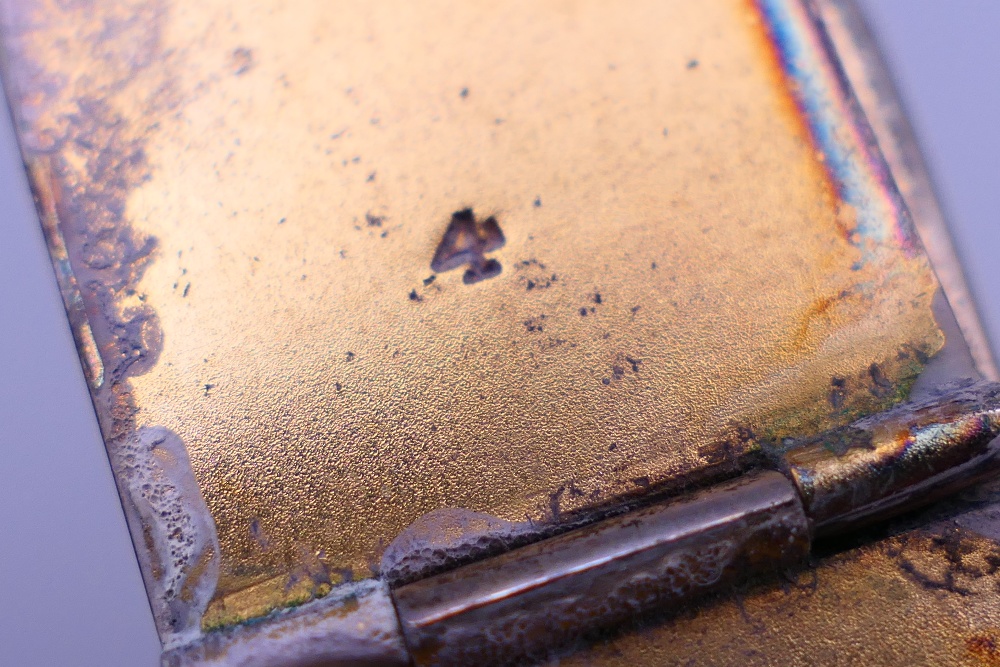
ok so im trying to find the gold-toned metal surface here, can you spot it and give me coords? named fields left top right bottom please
left=0, top=0, right=954, bottom=650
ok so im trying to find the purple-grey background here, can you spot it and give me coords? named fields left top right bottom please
left=1, top=2, right=997, bottom=665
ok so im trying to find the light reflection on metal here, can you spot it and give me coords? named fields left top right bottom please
left=394, top=471, right=810, bottom=666
left=28, top=158, right=105, bottom=389
left=779, top=380, right=1000, bottom=534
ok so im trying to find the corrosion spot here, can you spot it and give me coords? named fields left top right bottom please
left=230, top=47, right=254, bottom=76
left=869, top=362, right=894, bottom=398
left=523, top=315, right=547, bottom=333
left=792, top=291, right=853, bottom=350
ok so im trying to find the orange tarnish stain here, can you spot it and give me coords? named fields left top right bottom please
left=792, top=291, right=852, bottom=350
left=968, top=632, right=1000, bottom=666
left=833, top=203, right=861, bottom=246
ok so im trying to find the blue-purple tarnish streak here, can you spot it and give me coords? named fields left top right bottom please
left=756, top=0, right=921, bottom=258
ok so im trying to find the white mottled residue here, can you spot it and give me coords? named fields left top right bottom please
left=118, top=427, right=219, bottom=647
left=381, top=507, right=534, bottom=585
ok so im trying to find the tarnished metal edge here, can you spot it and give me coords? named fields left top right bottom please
left=0, top=2, right=220, bottom=649
left=161, top=579, right=409, bottom=667
left=816, top=0, right=999, bottom=381
left=755, top=0, right=921, bottom=258
left=0, top=10, right=168, bottom=649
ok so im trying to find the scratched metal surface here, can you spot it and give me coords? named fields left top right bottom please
left=0, top=0, right=961, bottom=653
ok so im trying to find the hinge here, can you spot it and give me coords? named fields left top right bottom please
left=164, top=380, right=1000, bottom=666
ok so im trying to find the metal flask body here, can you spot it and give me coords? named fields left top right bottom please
left=2, top=0, right=999, bottom=664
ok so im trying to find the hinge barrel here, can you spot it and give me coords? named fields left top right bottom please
left=776, top=381, right=1000, bottom=536
left=392, top=470, right=810, bottom=666
left=161, top=383, right=1000, bottom=666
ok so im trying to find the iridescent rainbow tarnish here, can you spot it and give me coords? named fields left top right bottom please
left=781, top=381, right=1000, bottom=533
left=755, top=0, right=921, bottom=258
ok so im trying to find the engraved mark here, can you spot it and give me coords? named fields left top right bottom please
left=431, top=209, right=505, bottom=284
